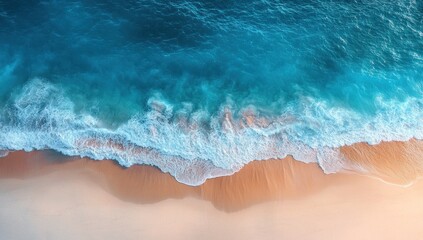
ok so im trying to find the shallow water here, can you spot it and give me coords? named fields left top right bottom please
left=0, top=0, right=422, bottom=185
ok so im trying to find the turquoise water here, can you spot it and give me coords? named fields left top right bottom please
left=0, top=0, right=422, bottom=185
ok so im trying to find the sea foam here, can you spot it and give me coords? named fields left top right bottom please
left=0, top=79, right=421, bottom=185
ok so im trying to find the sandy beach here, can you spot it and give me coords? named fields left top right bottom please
left=1, top=140, right=423, bottom=239
left=2, top=1, right=420, bottom=239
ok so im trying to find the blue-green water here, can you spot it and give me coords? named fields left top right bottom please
left=0, top=0, right=422, bottom=184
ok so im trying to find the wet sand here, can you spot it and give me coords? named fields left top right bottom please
left=340, top=139, right=423, bottom=185
left=0, top=151, right=328, bottom=211
left=1, top=140, right=423, bottom=239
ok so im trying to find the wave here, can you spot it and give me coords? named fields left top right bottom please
left=0, top=78, right=422, bottom=185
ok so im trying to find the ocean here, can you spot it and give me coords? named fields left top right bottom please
left=0, top=0, right=422, bottom=185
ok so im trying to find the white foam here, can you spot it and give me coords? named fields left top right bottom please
left=0, top=78, right=422, bottom=185
left=0, top=150, right=9, bottom=157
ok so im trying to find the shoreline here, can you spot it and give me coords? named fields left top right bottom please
left=1, top=140, right=423, bottom=239
left=1, top=139, right=422, bottom=211
left=0, top=151, right=328, bottom=211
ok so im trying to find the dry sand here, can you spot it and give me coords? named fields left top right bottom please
left=0, top=140, right=423, bottom=239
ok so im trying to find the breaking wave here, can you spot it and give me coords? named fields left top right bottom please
left=0, top=79, right=421, bottom=185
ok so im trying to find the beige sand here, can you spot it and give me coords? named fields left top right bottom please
left=1, top=159, right=423, bottom=240
left=340, top=139, right=423, bottom=185
left=0, top=151, right=338, bottom=211
left=0, top=140, right=423, bottom=239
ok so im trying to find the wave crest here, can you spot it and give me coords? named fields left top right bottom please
left=0, top=79, right=422, bottom=185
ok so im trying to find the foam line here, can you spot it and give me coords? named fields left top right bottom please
left=0, top=79, right=421, bottom=185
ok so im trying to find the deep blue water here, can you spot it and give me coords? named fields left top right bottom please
left=0, top=0, right=422, bottom=185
